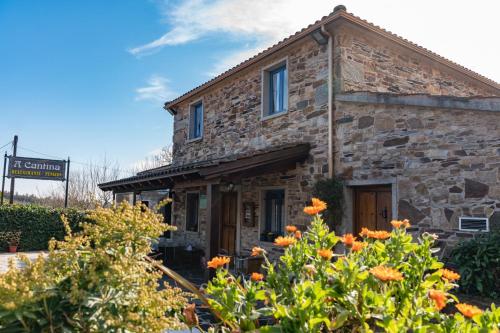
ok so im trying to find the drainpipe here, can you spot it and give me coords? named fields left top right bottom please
left=321, top=24, right=334, bottom=179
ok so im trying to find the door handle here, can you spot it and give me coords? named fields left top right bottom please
left=380, top=207, right=388, bottom=219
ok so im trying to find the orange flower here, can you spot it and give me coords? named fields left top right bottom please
left=456, top=303, right=483, bottom=318
left=317, top=248, right=333, bottom=260
left=369, top=265, right=403, bottom=282
left=351, top=241, right=367, bottom=252
left=440, top=268, right=460, bottom=282
left=285, top=225, right=297, bottom=233
left=274, top=236, right=296, bottom=247
left=250, top=272, right=264, bottom=282
left=367, top=230, right=391, bottom=240
left=359, top=227, right=370, bottom=237
left=311, top=198, right=327, bottom=210
left=207, top=256, right=230, bottom=269
left=341, top=233, right=357, bottom=246
left=429, top=289, right=447, bottom=311
left=304, top=198, right=327, bottom=215
left=304, top=206, right=321, bottom=215
left=251, top=246, right=265, bottom=257
left=391, top=219, right=412, bottom=229
left=294, top=230, right=302, bottom=239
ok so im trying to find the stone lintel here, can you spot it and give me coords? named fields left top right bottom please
left=336, top=92, right=500, bottom=112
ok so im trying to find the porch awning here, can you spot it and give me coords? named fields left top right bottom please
left=98, top=143, right=310, bottom=192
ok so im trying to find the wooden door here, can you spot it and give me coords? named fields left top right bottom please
left=220, top=192, right=237, bottom=255
left=354, top=186, right=392, bottom=234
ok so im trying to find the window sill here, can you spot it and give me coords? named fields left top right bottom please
left=186, top=137, right=203, bottom=143
left=261, top=110, right=288, bottom=121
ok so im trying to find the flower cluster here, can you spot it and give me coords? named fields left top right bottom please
left=202, top=198, right=499, bottom=332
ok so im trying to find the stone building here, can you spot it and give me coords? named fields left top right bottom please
left=99, top=6, right=500, bottom=263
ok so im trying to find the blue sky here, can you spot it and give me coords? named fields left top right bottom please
left=1, top=0, right=499, bottom=195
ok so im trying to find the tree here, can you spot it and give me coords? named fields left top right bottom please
left=133, top=145, right=172, bottom=173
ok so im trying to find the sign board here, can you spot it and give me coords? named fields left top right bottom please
left=8, top=156, right=66, bottom=181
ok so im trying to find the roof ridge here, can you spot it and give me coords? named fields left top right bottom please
left=165, top=8, right=499, bottom=109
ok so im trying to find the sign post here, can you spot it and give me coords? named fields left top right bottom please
left=2, top=135, right=70, bottom=207
left=6, top=155, right=69, bottom=206
left=64, top=157, right=70, bottom=208
left=9, top=135, right=17, bottom=204
left=1, top=153, right=6, bottom=205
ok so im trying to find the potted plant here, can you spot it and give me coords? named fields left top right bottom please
left=7, top=231, right=21, bottom=253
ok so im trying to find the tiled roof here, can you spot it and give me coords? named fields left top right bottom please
left=164, top=7, right=500, bottom=110
left=98, top=143, right=310, bottom=191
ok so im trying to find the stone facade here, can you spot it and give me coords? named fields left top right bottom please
left=169, top=38, right=330, bottom=255
left=334, top=100, right=500, bottom=256
left=334, top=25, right=499, bottom=97
left=163, top=18, right=500, bottom=260
left=172, top=38, right=329, bottom=165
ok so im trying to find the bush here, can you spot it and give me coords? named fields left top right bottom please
left=202, top=199, right=500, bottom=332
left=0, top=204, right=88, bottom=251
left=312, top=178, right=345, bottom=226
left=0, top=202, right=188, bottom=332
left=448, top=231, right=500, bottom=300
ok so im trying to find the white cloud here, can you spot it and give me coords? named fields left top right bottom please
left=130, top=0, right=500, bottom=82
left=135, top=75, right=178, bottom=102
left=129, top=0, right=335, bottom=75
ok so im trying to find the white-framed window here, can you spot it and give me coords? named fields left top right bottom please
left=185, top=192, right=200, bottom=232
left=262, top=59, right=288, bottom=119
left=260, top=188, right=286, bottom=242
left=188, top=101, right=203, bottom=140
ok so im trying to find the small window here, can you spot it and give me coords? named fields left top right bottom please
left=260, top=189, right=285, bottom=241
left=262, top=62, right=288, bottom=118
left=186, top=192, right=199, bottom=232
left=189, top=102, right=203, bottom=139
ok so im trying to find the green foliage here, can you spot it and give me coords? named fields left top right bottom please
left=0, top=204, right=88, bottom=251
left=204, top=209, right=500, bottom=332
left=448, top=231, right=500, bottom=299
left=312, top=178, right=345, bottom=225
left=0, top=202, right=188, bottom=332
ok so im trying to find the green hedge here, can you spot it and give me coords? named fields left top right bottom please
left=448, top=231, right=500, bottom=300
left=0, top=205, right=89, bottom=251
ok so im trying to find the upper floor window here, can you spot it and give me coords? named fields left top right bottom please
left=189, top=101, right=203, bottom=140
left=262, top=61, right=288, bottom=118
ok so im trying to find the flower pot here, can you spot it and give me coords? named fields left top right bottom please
left=8, top=245, right=17, bottom=253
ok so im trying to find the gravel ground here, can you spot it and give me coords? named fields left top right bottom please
left=0, top=251, right=47, bottom=273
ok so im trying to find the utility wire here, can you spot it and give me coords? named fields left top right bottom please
left=0, top=141, right=12, bottom=151
left=17, top=145, right=135, bottom=177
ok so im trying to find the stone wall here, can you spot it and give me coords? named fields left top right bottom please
left=239, top=169, right=317, bottom=259
left=334, top=100, right=500, bottom=256
left=169, top=186, right=209, bottom=250
left=172, top=38, right=329, bottom=168
left=169, top=38, right=331, bottom=257
left=334, top=25, right=499, bottom=97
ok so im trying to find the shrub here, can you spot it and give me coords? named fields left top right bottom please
left=203, top=199, right=500, bottom=332
left=0, top=204, right=88, bottom=251
left=312, top=178, right=345, bottom=226
left=448, top=231, right=500, bottom=299
left=0, top=202, right=188, bottom=332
